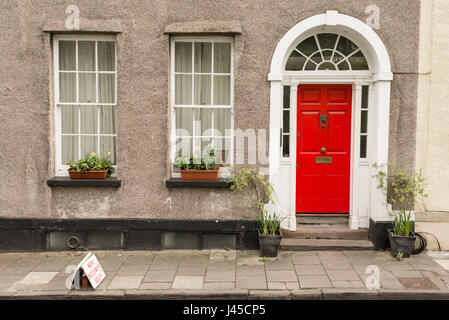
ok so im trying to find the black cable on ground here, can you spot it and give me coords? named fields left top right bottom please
left=418, top=231, right=442, bottom=251
left=412, top=232, right=427, bottom=255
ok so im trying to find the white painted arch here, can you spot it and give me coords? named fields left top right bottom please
left=267, top=11, right=393, bottom=231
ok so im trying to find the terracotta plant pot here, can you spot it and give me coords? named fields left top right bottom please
left=180, top=169, right=219, bottom=181
left=68, top=169, right=108, bottom=180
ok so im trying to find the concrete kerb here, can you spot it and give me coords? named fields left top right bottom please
left=2, top=289, right=449, bottom=300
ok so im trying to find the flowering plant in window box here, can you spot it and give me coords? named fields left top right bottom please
left=174, top=148, right=220, bottom=181
left=67, top=152, right=115, bottom=179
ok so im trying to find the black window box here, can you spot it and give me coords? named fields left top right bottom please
left=47, top=177, right=121, bottom=188
left=166, top=178, right=230, bottom=188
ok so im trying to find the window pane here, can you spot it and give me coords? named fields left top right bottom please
left=337, top=60, right=350, bottom=71
left=296, top=36, right=318, bottom=56
left=285, top=50, right=306, bottom=71
left=283, top=135, right=290, bottom=157
left=336, top=36, right=359, bottom=56
left=318, top=33, right=338, bottom=50
left=194, top=43, right=211, bottom=73
left=100, top=106, right=117, bottom=134
left=310, top=52, right=322, bottom=64
left=304, top=60, right=316, bottom=70
left=318, top=62, right=337, bottom=70
left=100, top=136, right=117, bottom=164
left=361, top=110, right=368, bottom=134
left=59, top=73, right=76, bottom=102
left=214, top=109, right=232, bottom=136
left=348, top=50, right=369, bottom=70
left=175, top=108, right=194, bottom=136
left=362, top=85, right=369, bottom=109
left=175, top=137, right=192, bottom=157
left=213, top=75, right=230, bottom=105
left=332, top=52, right=345, bottom=64
left=98, top=74, right=115, bottom=103
left=194, top=75, right=211, bottom=105
left=175, top=74, right=192, bottom=105
left=59, top=41, right=76, bottom=71
left=283, top=110, right=290, bottom=133
left=360, top=135, right=367, bottom=158
left=60, top=105, right=79, bottom=134
left=98, top=42, right=115, bottom=71
left=214, top=43, right=231, bottom=73
left=80, top=136, right=97, bottom=158
left=78, top=41, right=95, bottom=71
left=80, top=106, right=98, bottom=134
left=62, top=136, right=79, bottom=163
left=175, top=42, right=192, bottom=73
left=283, top=86, right=290, bottom=109
left=213, top=138, right=231, bottom=164
left=79, top=73, right=96, bottom=103
left=196, top=108, right=211, bottom=136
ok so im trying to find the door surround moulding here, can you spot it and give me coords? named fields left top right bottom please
left=267, top=11, right=393, bottom=231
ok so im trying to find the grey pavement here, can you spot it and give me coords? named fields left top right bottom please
left=1, top=249, right=449, bottom=299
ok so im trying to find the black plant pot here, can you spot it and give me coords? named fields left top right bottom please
left=388, top=229, right=416, bottom=258
left=258, top=229, right=283, bottom=257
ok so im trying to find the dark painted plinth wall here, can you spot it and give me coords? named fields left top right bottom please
left=0, top=219, right=259, bottom=252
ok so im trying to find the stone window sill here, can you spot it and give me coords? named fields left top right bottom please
left=165, top=178, right=230, bottom=188
left=47, top=177, right=121, bottom=188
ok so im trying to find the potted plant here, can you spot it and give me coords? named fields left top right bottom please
left=67, top=152, right=115, bottom=179
left=373, top=163, right=427, bottom=258
left=174, top=148, right=220, bottom=181
left=230, top=168, right=284, bottom=257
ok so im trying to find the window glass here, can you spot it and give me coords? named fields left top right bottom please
left=286, top=34, right=369, bottom=71
left=56, top=37, right=117, bottom=168
left=173, top=40, right=233, bottom=166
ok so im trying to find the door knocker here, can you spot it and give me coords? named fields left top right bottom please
left=320, top=115, right=328, bottom=128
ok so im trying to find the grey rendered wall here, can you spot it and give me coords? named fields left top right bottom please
left=0, top=0, right=420, bottom=219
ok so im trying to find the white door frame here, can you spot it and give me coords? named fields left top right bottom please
left=267, top=11, right=393, bottom=231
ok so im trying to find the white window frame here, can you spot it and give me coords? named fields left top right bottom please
left=53, top=34, right=117, bottom=176
left=170, top=36, right=235, bottom=178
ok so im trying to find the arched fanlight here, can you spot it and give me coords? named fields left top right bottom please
left=285, top=33, right=369, bottom=71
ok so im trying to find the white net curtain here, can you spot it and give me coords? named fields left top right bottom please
left=58, top=40, right=117, bottom=165
left=174, top=41, right=232, bottom=165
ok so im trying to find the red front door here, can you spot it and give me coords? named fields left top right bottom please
left=296, top=84, right=352, bottom=214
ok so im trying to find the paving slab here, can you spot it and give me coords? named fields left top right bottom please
left=398, top=277, right=440, bottom=290
left=236, top=265, right=265, bottom=276
left=116, top=265, right=149, bottom=276
left=203, top=282, right=235, bottom=290
left=265, top=261, right=295, bottom=271
left=268, top=282, right=286, bottom=290
left=205, top=269, right=235, bottom=282
left=176, top=265, right=206, bottom=276
left=209, top=250, right=236, bottom=261
left=139, top=282, right=172, bottom=290
left=107, top=276, right=143, bottom=290
left=236, top=275, right=267, bottom=290
left=172, top=276, right=204, bottom=289
left=327, top=269, right=361, bottom=281
left=143, top=270, right=177, bottom=283
left=292, top=253, right=321, bottom=265
left=298, top=275, right=332, bottom=289
left=266, top=270, right=297, bottom=282
left=294, top=264, right=326, bottom=276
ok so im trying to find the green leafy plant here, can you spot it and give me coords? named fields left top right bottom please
left=67, top=152, right=115, bottom=177
left=372, top=163, right=427, bottom=237
left=229, top=168, right=284, bottom=235
left=396, top=251, right=404, bottom=261
left=174, top=149, right=219, bottom=170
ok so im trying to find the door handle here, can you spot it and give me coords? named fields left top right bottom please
left=321, top=147, right=327, bottom=153
left=320, top=115, right=328, bottom=128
